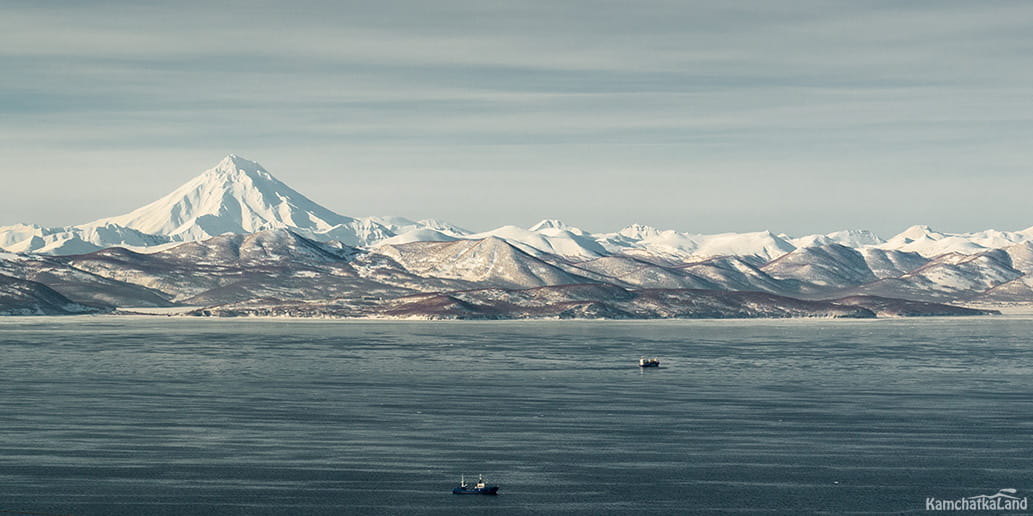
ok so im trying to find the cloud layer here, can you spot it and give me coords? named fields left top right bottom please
left=2, top=1, right=1032, bottom=236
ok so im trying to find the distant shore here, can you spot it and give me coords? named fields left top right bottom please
left=101, top=305, right=1027, bottom=321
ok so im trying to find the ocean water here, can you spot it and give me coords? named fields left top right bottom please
left=1, top=316, right=1031, bottom=515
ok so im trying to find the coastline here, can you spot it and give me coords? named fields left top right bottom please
left=86, top=308, right=1024, bottom=322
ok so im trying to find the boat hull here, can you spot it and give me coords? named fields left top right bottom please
left=452, top=486, right=499, bottom=495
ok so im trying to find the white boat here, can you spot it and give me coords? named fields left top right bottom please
left=639, top=357, right=660, bottom=367
left=453, top=474, right=499, bottom=495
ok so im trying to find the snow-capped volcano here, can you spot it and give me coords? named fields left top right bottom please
left=87, top=154, right=354, bottom=240
left=0, top=154, right=459, bottom=253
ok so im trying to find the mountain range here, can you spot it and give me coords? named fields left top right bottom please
left=0, top=155, right=1025, bottom=318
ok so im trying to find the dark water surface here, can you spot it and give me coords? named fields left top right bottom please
left=1, top=316, right=1031, bottom=515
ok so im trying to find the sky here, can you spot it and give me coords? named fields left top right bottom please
left=2, top=0, right=1032, bottom=238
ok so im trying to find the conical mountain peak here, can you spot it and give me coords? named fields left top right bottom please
left=206, top=154, right=275, bottom=182
left=889, top=224, right=941, bottom=243
left=213, top=154, right=263, bottom=172
left=84, top=155, right=353, bottom=240
left=530, top=219, right=569, bottom=231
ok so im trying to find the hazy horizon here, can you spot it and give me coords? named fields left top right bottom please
left=3, top=1, right=1032, bottom=237
left=4, top=152, right=1031, bottom=239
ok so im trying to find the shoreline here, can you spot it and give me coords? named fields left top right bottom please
left=43, top=311, right=1033, bottom=323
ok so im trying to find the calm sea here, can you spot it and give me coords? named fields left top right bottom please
left=1, top=316, right=1031, bottom=515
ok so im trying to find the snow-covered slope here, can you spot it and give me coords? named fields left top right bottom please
left=853, top=249, right=1022, bottom=301
left=858, top=248, right=930, bottom=279
left=375, top=237, right=593, bottom=288
left=0, top=223, right=172, bottom=255
left=569, top=255, right=716, bottom=289
left=875, top=225, right=1030, bottom=257
left=596, top=225, right=796, bottom=263
left=678, top=256, right=787, bottom=293
left=0, top=224, right=59, bottom=249
left=789, top=229, right=885, bottom=249
left=763, top=244, right=877, bottom=289
left=157, top=229, right=353, bottom=265
left=468, top=222, right=608, bottom=259
left=1003, top=241, right=1033, bottom=274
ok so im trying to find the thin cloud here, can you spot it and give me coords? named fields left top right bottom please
left=1, top=1, right=1032, bottom=236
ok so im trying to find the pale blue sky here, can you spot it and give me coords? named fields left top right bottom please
left=2, top=1, right=1032, bottom=237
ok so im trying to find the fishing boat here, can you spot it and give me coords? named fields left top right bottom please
left=639, top=357, right=660, bottom=367
left=452, top=474, right=499, bottom=495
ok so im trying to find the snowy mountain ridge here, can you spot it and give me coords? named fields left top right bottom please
left=0, top=154, right=1026, bottom=317
left=0, top=227, right=1002, bottom=318
left=2, top=155, right=1032, bottom=265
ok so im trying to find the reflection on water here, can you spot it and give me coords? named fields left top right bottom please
left=1, top=317, right=1032, bottom=515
